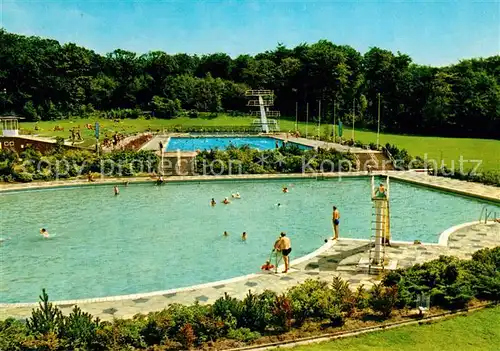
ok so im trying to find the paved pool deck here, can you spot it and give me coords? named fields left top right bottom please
left=0, top=171, right=499, bottom=321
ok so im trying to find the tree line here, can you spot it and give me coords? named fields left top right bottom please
left=0, top=29, right=499, bottom=138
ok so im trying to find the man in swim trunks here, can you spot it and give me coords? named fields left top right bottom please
left=276, top=232, right=292, bottom=273
left=114, top=185, right=119, bottom=195
left=332, top=206, right=340, bottom=240
left=40, top=228, right=49, bottom=238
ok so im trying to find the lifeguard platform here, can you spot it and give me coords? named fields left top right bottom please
left=246, top=90, right=280, bottom=133
left=358, top=176, right=398, bottom=273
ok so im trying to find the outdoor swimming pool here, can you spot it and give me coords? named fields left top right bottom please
left=1, top=177, right=498, bottom=303
left=166, top=136, right=311, bottom=151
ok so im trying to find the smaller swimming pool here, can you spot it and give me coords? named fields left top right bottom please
left=166, top=137, right=312, bottom=152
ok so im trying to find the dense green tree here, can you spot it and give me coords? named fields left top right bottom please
left=0, top=29, right=498, bottom=138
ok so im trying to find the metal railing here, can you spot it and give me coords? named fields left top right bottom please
left=479, top=206, right=497, bottom=224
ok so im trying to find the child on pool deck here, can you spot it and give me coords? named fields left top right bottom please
left=261, top=260, right=275, bottom=271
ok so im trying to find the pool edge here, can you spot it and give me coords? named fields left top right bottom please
left=0, top=237, right=336, bottom=308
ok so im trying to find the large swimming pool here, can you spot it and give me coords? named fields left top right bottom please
left=166, top=136, right=311, bottom=151
left=1, top=177, right=498, bottom=303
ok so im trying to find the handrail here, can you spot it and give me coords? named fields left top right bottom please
left=478, top=206, right=497, bottom=224
left=479, top=205, right=486, bottom=223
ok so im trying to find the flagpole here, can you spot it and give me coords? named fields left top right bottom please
left=377, top=93, right=381, bottom=149
left=352, top=98, right=355, bottom=140
left=317, top=100, right=321, bottom=139
left=333, top=99, right=336, bottom=141
left=306, top=102, right=309, bottom=138
left=295, top=101, right=298, bottom=132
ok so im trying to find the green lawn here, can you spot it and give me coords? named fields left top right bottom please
left=18, top=115, right=499, bottom=171
left=291, top=306, right=500, bottom=351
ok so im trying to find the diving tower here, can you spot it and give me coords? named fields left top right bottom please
left=246, top=90, right=280, bottom=133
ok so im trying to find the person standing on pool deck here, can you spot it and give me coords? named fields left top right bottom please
left=159, top=141, right=163, bottom=151
left=332, top=206, right=340, bottom=240
left=276, top=232, right=292, bottom=273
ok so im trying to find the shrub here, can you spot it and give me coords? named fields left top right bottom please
left=271, top=294, right=293, bottom=331
left=287, top=279, right=330, bottom=325
left=331, top=276, right=356, bottom=317
left=0, top=318, right=30, bottom=351
left=354, top=285, right=370, bottom=311
left=238, top=290, right=274, bottom=332
left=369, top=283, right=398, bottom=318
left=381, top=255, right=484, bottom=309
left=212, top=293, right=240, bottom=330
left=227, top=328, right=261, bottom=342
left=26, top=289, right=64, bottom=336
left=188, top=110, right=199, bottom=118
left=14, top=171, right=33, bottom=182
left=177, top=323, right=195, bottom=349
left=194, top=145, right=352, bottom=176
left=22, top=331, right=61, bottom=350
left=431, top=167, right=500, bottom=187
left=61, top=306, right=100, bottom=350
left=324, top=305, right=344, bottom=327
left=96, top=319, right=146, bottom=350
left=141, top=310, right=174, bottom=346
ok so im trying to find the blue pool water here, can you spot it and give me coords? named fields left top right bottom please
left=166, top=137, right=311, bottom=151
left=0, top=177, right=498, bottom=303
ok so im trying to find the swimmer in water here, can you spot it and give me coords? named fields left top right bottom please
left=40, top=228, right=50, bottom=238
left=277, top=203, right=281, bottom=207
left=210, top=198, right=216, bottom=206
left=223, top=197, right=230, bottom=204
left=223, top=231, right=229, bottom=237
left=282, top=187, right=288, bottom=193
left=114, top=185, right=119, bottom=195
left=242, top=232, right=247, bottom=241
left=232, top=192, right=241, bottom=199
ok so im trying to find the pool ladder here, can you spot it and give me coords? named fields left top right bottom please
left=479, top=206, right=497, bottom=224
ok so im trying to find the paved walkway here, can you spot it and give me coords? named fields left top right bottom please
left=392, top=172, right=500, bottom=203
left=141, top=135, right=169, bottom=151
left=272, top=134, right=369, bottom=153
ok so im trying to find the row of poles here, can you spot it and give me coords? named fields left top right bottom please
left=293, top=93, right=382, bottom=148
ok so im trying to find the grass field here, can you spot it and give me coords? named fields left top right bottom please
left=291, top=306, right=500, bottom=351
left=18, top=115, right=499, bottom=171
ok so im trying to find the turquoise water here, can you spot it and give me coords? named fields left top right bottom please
left=166, top=137, right=311, bottom=151
left=1, top=178, right=498, bottom=303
